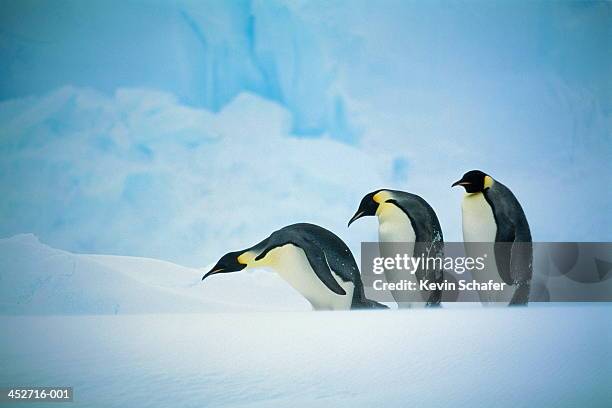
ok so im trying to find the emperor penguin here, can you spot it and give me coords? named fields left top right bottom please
left=452, top=170, right=532, bottom=305
left=348, top=189, right=444, bottom=308
left=202, top=223, right=387, bottom=310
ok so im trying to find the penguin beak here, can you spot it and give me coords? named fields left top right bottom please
left=348, top=211, right=365, bottom=227
left=202, top=267, right=224, bottom=281
left=451, top=180, right=469, bottom=188
left=202, top=252, right=248, bottom=281
left=349, top=194, right=379, bottom=226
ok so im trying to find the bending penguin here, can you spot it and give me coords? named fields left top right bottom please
left=452, top=170, right=532, bottom=305
left=202, top=223, right=387, bottom=310
left=348, top=189, right=444, bottom=308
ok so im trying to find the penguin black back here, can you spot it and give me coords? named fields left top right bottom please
left=484, top=180, right=533, bottom=298
left=483, top=181, right=532, bottom=243
left=385, top=190, right=444, bottom=244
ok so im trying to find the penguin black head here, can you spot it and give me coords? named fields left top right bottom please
left=452, top=170, right=493, bottom=193
left=202, top=250, right=248, bottom=281
left=348, top=189, right=394, bottom=226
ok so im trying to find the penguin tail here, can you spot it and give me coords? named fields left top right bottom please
left=424, top=269, right=444, bottom=307
left=352, top=297, right=388, bottom=309
left=509, top=280, right=530, bottom=306
left=425, top=288, right=443, bottom=307
left=351, top=283, right=388, bottom=309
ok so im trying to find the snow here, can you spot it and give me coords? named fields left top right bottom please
left=0, top=234, right=308, bottom=315
left=0, top=307, right=610, bottom=407
left=0, top=237, right=609, bottom=406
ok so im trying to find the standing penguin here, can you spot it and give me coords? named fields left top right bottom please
left=348, top=189, right=444, bottom=307
left=202, top=223, right=387, bottom=310
left=452, top=170, right=532, bottom=305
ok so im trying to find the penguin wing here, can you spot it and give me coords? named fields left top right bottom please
left=510, top=241, right=532, bottom=283
left=299, top=238, right=348, bottom=296
left=492, top=215, right=516, bottom=285
left=491, top=218, right=533, bottom=285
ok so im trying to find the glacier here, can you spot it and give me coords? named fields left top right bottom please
left=1, top=1, right=610, bottom=266
left=0, top=0, right=354, bottom=141
left=0, top=83, right=609, bottom=267
left=0, top=87, right=388, bottom=266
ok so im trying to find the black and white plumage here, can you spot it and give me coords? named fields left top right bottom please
left=349, top=189, right=444, bottom=307
left=452, top=170, right=532, bottom=305
left=203, top=223, right=386, bottom=310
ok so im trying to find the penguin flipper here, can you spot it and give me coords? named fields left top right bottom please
left=494, top=234, right=533, bottom=286
left=299, top=239, right=347, bottom=296
left=509, top=240, right=533, bottom=284
left=485, top=184, right=532, bottom=288
left=497, top=223, right=532, bottom=285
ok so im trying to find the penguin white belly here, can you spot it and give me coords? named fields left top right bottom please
left=461, top=193, right=511, bottom=303
left=461, top=192, right=497, bottom=243
left=377, top=202, right=416, bottom=245
left=376, top=203, right=423, bottom=307
left=260, top=245, right=354, bottom=311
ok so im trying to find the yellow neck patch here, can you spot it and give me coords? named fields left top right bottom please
left=238, top=248, right=283, bottom=267
left=484, top=175, right=494, bottom=189
left=373, top=190, right=393, bottom=204
left=237, top=251, right=256, bottom=265
left=376, top=201, right=397, bottom=218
